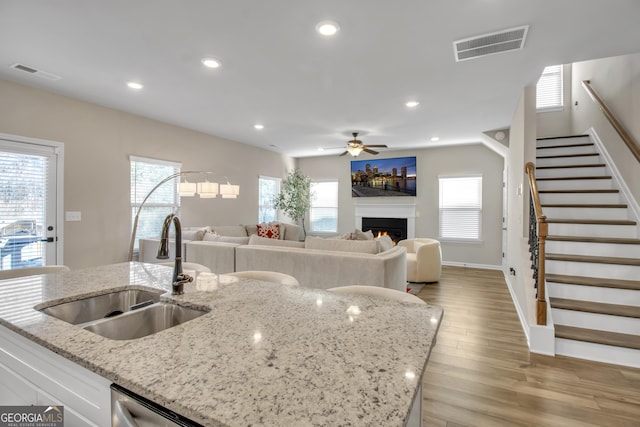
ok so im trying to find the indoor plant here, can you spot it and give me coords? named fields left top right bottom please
left=273, top=169, right=313, bottom=236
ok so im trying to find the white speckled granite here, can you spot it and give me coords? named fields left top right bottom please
left=0, top=262, right=443, bottom=426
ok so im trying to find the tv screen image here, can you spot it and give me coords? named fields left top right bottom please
left=351, top=156, right=417, bottom=197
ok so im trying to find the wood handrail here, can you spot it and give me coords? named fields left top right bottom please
left=582, top=80, right=640, bottom=163
left=525, top=162, right=548, bottom=325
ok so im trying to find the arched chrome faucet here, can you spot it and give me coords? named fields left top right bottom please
left=156, top=214, right=193, bottom=295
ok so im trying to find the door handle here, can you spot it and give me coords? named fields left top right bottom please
left=40, top=237, right=55, bottom=243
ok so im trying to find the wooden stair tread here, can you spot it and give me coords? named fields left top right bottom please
left=536, top=176, right=612, bottom=181
left=550, top=297, right=640, bottom=318
left=546, top=274, right=640, bottom=290
left=539, top=189, right=619, bottom=194
left=546, top=253, right=640, bottom=266
left=536, top=164, right=606, bottom=170
left=536, top=142, right=594, bottom=150
left=537, top=153, right=599, bottom=159
left=542, top=203, right=627, bottom=208
left=546, top=218, right=636, bottom=225
left=537, top=134, right=590, bottom=141
left=555, top=325, right=640, bottom=350
left=547, top=235, right=640, bottom=244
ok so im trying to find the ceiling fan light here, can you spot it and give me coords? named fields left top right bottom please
left=348, top=146, right=363, bottom=156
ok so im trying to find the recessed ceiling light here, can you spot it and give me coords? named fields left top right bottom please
left=201, top=58, right=222, bottom=69
left=316, top=21, right=340, bottom=36
left=127, top=81, right=143, bottom=90
left=317, top=147, right=325, bottom=151
left=406, top=101, right=420, bottom=108
left=430, top=136, right=440, bottom=142
left=254, top=124, right=264, bottom=130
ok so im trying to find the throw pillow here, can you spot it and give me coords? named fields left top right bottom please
left=203, top=232, right=250, bottom=244
left=210, top=225, right=248, bottom=237
left=257, top=222, right=280, bottom=239
left=353, top=229, right=374, bottom=240
left=375, top=235, right=394, bottom=253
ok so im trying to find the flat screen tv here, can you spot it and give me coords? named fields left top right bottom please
left=351, top=156, right=417, bottom=197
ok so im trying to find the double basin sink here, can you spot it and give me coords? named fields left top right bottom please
left=40, top=289, right=207, bottom=340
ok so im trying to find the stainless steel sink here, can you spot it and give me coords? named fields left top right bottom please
left=41, top=289, right=163, bottom=325
left=83, top=303, right=207, bottom=340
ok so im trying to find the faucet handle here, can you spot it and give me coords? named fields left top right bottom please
left=172, top=273, right=193, bottom=295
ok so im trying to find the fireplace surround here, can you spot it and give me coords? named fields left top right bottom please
left=355, top=203, right=416, bottom=240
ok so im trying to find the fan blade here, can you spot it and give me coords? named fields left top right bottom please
left=339, top=151, right=349, bottom=156
left=364, top=144, right=388, bottom=148
left=363, top=148, right=379, bottom=155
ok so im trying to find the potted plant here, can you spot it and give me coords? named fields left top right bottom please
left=273, top=169, right=313, bottom=236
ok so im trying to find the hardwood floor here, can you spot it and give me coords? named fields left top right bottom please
left=417, top=266, right=640, bottom=427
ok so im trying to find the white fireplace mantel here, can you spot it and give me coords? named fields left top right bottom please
left=354, top=203, right=416, bottom=239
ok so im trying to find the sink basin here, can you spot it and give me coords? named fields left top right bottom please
left=41, top=289, right=163, bottom=325
left=82, top=303, right=207, bottom=340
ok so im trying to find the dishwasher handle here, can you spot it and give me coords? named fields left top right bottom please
left=115, top=400, right=140, bottom=427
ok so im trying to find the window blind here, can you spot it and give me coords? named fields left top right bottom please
left=536, top=65, right=563, bottom=111
left=310, top=181, right=339, bottom=232
left=439, top=176, right=482, bottom=240
left=130, top=156, right=180, bottom=251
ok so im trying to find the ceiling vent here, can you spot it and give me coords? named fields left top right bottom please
left=10, top=63, right=61, bottom=81
left=453, top=25, right=529, bottom=62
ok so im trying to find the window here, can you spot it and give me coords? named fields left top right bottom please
left=130, top=156, right=180, bottom=252
left=258, top=176, right=281, bottom=223
left=439, top=176, right=482, bottom=241
left=536, top=64, right=563, bottom=111
left=310, top=180, right=338, bottom=233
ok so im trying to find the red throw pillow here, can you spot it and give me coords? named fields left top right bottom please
left=257, top=223, right=280, bottom=239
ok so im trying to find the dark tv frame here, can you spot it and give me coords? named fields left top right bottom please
left=350, top=156, right=417, bottom=197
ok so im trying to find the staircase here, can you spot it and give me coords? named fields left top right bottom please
left=535, top=134, right=640, bottom=367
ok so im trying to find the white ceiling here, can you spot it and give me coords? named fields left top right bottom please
left=1, top=1, right=640, bottom=158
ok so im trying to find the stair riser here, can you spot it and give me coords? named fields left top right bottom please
left=546, top=260, right=640, bottom=281
left=552, top=309, right=640, bottom=335
left=548, top=223, right=637, bottom=238
left=536, top=166, right=608, bottom=178
left=536, top=145, right=596, bottom=157
left=546, top=240, right=640, bottom=258
left=539, top=192, right=621, bottom=204
left=547, top=282, right=640, bottom=306
left=536, top=137, right=592, bottom=148
left=543, top=207, right=629, bottom=221
left=555, top=338, right=640, bottom=368
left=536, top=179, right=614, bottom=191
left=536, top=156, right=601, bottom=168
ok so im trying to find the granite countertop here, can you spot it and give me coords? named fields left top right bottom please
left=0, top=262, right=443, bottom=426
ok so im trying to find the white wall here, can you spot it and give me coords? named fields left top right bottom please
left=298, top=144, right=505, bottom=267
left=570, top=53, right=640, bottom=204
left=0, top=79, right=294, bottom=269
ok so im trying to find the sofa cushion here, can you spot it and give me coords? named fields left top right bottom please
left=353, top=229, right=375, bottom=240
left=249, top=234, right=305, bottom=248
left=305, top=236, right=378, bottom=254
left=375, top=235, right=394, bottom=253
left=257, top=222, right=280, bottom=239
left=281, top=223, right=303, bottom=241
left=210, top=225, right=248, bottom=237
left=183, top=228, right=207, bottom=241
left=203, top=232, right=250, bottom=245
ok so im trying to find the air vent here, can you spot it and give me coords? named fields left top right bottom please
left=10, top=63, right=61, bottom=81
left=453, top=25, right=529, bottom=62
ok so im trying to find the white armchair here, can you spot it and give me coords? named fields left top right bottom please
left=397, top=238, right=441, bottom=283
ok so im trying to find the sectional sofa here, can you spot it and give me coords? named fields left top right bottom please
left=139, top=223, right=407, bottom=291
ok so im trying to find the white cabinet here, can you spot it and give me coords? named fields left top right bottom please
left=0, top=326, right=111, bottom=426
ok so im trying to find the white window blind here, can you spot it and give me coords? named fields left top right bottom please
left=0, top=151, right=47, bottom=269
left=258, top=176, right=281, bottom=223
left=130, top=156, right=180, bottom=251
left=536, top=65, right=563, bottom=111
left=439, top=176, right=482, bottom=240
left=310, top=180, right=338, bottom=233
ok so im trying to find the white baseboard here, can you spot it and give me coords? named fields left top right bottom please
left=442, top=261, right=502, bottom=270
left=502, top=270, right=531, bottom=346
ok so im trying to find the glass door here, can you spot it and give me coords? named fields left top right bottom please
left=0, top=136, right=61, bottom=270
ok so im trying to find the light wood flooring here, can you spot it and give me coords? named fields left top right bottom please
left=416, top=266, right=640, bottom=427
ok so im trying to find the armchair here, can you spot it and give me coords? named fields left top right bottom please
left=397, top=238, right=441, bottom=283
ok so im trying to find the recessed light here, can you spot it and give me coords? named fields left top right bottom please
left=430, top=136, right=440, bottom=142
left=406, top=101, right=420, bottom=108
left=127, top=81, right=143, bottom=90
left=316, top=21, right=340, bottom=36
left=201, top=57, right=222, bottom=69
left=317, top=147, right=325, bottom=151
left=254, top=124, right=264, bottom=130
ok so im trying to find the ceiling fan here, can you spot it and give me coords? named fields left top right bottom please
left=339, top=133, right=388, bottom=157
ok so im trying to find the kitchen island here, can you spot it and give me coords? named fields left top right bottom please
left=0, top=262, right=442, bottom=426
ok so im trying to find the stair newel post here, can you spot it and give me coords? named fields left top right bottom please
left=536, top=216, right=548, bottom=325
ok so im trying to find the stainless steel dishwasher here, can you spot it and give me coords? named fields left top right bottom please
left=111, top=384, right=203, bottom=427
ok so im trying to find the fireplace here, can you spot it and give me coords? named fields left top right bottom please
left=354, top=203, right=416, bottom=241
left=362, top=217, right=407, bottom=244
